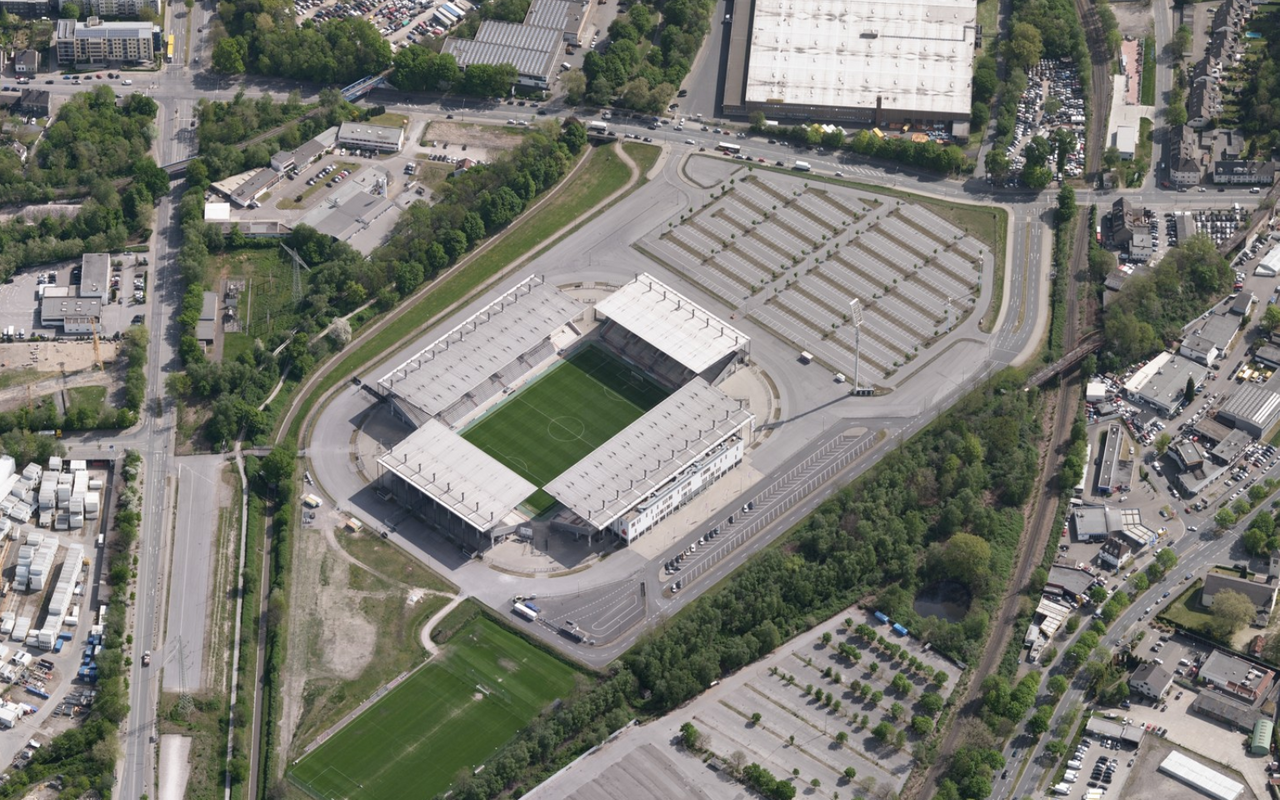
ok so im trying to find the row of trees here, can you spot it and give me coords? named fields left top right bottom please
left=577, top=0, right=714, bottom=113
left=745, top=115, right=969, bottom=174
left=389, top=47, right=519, bottom=98
left=211, top=7, right=393, bottom=85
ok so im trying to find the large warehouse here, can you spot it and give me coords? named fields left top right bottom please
left=721, top=0, right=975, bottom=130
left=373, top=274, right=754, bottom=549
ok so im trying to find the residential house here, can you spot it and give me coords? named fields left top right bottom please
left=1187, top=80, right=1221, bottom=129
left=1167, top=124, right=1201, bottom=187
left=1130, top=662, right=1174, bottom=700
left=13, top=50, right=39, bottom=74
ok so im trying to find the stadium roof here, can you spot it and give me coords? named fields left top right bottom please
left=594, top=274, right=749, bottom=373
left=742, top=0, right=974, bottom=117
left=546, top=379, right=754, bottom=530
left=377, top=277, right=582, bottom=418
left=1157, top=751, right=1243, bottom=800
left=377, top=419, right=535, bottom=532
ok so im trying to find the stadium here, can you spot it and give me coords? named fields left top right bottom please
left=372, top=274, right=755, bottom=551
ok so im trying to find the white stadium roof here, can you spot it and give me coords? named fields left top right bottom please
left=1157, top=751, right=1243, bottom=800
left=743, top=0, right=975, bottom=117
left=377, top=277, right=582, bottom=417
left=377, top=419, right=535, bottom=532
left=546, top=379, right=754, bottom=530
left=594, top=274, right=748, bottom=373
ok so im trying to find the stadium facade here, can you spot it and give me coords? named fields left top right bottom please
left=372, top=274, right=755, bottom=550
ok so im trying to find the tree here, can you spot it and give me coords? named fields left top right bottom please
left=1089, top=586, right=1109, bottom=605
left=890, top=701, right=906, bottom=721
left=872, top=721, right=895, bottom=742
left=1048, top=675, right=1069, bottom=698
left=1261, top=304, right=1280, bottom=333
left=985, top=150, right=1011, bottom=181
left=891, top=672, right=912, bottom=696
left=258, top=446, right=295, bottom=493
left=1209, top=589, right=1256, bottom=639
left=1172, top=24, right=1192, bottom=59
left=1184, top=376, right=1197, bottom=405
left=844, top=767, right=858, bottom=781
left=1022, top=164, right=1054, bottom=190
left=1104, top=146, right=1122, bottom=170
left=1216, top=508, right=1238, bottom=529
left=1132, top=572, right=1149, bottom=591
left=1027, top=705, right=1053, bottom=736
left=1056, top=185, right=1076, bottom=225
left=679, top=721, right=701, bottom=750
left=212, top=37, right=247, bottom=74
left=328, top=317, right=352, bottom=347
left=1005, top=22, right=1044, bottom=72
left=563, top=69, right=588, bottom=104
left=835, top=731, right=849, bottom=746
left=920, top=691, right=944, bottom=717
left=1154, top=432, right=1172, bottom=456
left=751, top=712, right=762, bottom=726
left=59, top=1, right=79, bottom=17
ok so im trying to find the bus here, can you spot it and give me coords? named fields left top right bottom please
left=716, top=142, right=741, bottom=154
left=166, top=34, right=175, bottom=62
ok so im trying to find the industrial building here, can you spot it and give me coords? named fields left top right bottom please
left=38, top=293, right=102, bottom=335
left=721, top=0, right=975, bottom=131
left=78, top=253, right=111, bottom=299
left=1216, top=383, right=1280, bottom=438
left=443, top=0, right=590, bottom=88
left=1198, top=650, right=1273, bottom=704
left=336, top=122, right=405, bottom=154
left=1095, top=423, right=1131, bottom=496
left=373, top=274, right=753, bottom=550
left=1070, top=505, right=1124, bottom=542
left=1191, top=691, right=1261, bottom=732
left=211, top=168, right=284, bottom=209
left=1124, top=351, right=1208, bottom=416
left=54, top=17, right=159, bottom=66
left=1157, top=751, right=1243, bottom=800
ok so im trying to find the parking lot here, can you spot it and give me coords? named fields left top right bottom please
left=999, top=58, right=1085, bottom=185
left=297, top=0, right=472, bottom=49
left=637, top=166, right=992, bottom=386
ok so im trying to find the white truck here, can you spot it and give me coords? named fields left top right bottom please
left=1050, top=784, right=1072, bottom=796
left=587, top=120, right=608, bottom=134
left=793, top=160, right=812, bottom=172
left=512, top=602, right=538, bottom=622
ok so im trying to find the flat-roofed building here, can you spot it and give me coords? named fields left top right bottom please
left=1127, top=352, right=1208, bottom=416
left=39, top=294, right=102, bottom=334
left=1070, top=505, right=1123, bottom=542
left=63, top=0, right=159, bottom=17
left=55, top=17, right=157, bottom=66
left=78, top=253, right=110, bottom=299
left=1191, top=691, right=1261, bottom=732
left=721, top=0, right=975, bottom=130
left=444, top=21, right=562, bottom=89
left=1045, top=566, right=1095, bottom=602
left=1096, top=423, right=1131, bottom=495
left=337, top=122, right=404, bottom=153
left=1199, top=649, right=1274, bottom=704
left=1158, top=751, right=1243, bottom=800
left=210, top=167, right=284, bottom=209
left=1113, top=125, right=1137, bottom=160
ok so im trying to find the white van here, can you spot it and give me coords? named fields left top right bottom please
left=122, top=79, right=133, bottom=85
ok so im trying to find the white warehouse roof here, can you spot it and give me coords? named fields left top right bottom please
left=377, top=419, right=535, bottom=532
left=743, top=0, right=975, bottom=117
left=377, top=277, right=582, bottom=418
left=546, top=379, right=754, bottom=530
left=594, top=274, right=748, bottom=373
left=1157, top=751, right=1243, bottom=800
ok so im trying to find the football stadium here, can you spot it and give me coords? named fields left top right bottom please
left=372, top=274, right=756, bottom=550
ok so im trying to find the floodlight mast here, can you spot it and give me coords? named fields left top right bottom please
left=849, top=299, right=864, bottom=392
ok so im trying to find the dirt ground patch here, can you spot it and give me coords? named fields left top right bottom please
left=419, top=120, right=528, bottom=164
left=279, top=521, right=455, bottom=766
left=1112, top=4, right=1153, bottom=38
left=0, top=340, right=119, bottom=373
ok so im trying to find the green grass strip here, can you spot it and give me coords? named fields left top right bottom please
left=1141, top=36, right=1156, bottom=106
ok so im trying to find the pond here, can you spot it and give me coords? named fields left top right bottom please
left=913, top=581, right=972, bottom=623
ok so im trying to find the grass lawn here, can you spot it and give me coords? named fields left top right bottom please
left=461, top=346, right=669, bottom=513
left=289, top=617, right=578, bottom=800
left=1141, top=36, right=1156, bottom=106
left=366, top=112, right=408, bottom=128
left=335, top=528, right=457, bottom=593
left=622, top=141, right=661, bottom=178
left=0, top=368, right=52, bottom=392
left=1157, top=580, right=1215, bottom=633
left=283, top=143, right=635, bottom=445
left=976, top=0, right=998, bottom=55
left=222, top=332, right=254, bottom=364
left=217, top=247, right=310, bottom=344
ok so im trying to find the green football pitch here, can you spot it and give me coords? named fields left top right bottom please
left=289, top=618, right=579, bottom=800
left=460, top=346, right=670, bottom=513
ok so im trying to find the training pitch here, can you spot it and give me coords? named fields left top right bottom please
left=460, top=345, right=670, bottom=513
left=289, top=617, right=579, bottom=800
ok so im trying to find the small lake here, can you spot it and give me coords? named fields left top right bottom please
left=913, top=581, right=972, bottom=623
